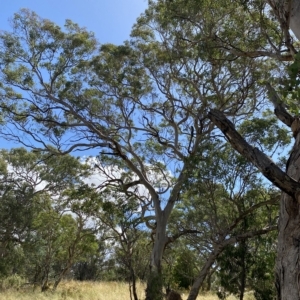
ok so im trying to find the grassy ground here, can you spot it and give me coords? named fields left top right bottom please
left=0, top=280, right=256, bottom=300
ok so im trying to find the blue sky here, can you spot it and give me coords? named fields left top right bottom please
left=0, top=0, right=148, bottom=44
left=0, top=0, right=148, bottom=150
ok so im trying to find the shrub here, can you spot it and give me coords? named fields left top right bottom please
left=0, top=274, right=26, bottom=290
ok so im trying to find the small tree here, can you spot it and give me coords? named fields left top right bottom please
left=27, top=207, right=98, bottom=291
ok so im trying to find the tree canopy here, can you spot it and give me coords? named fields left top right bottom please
left=0, top=1, right=299, bottom=299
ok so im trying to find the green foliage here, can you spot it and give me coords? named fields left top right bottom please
left=278, top=51, right=300, bottom=114
left=217, top=241, right=252, bottom=298
left=171, top=248, right=197, bottom=289
left=216, top=232, right=277, bottom=300
left=239, top=116, right=291, bottom=152
left=30, top=208, right=98, bottom=270
left=72, top=241, right=108, bottom=281
left=0, top=147, right=101, bottom=290
left=0, top=246, right=26, bottom=278
left=249, top=235, right=277, bottom=300
left=0, top=3, right=293, bottom=299
left=0, top=274, right=26, bottom=290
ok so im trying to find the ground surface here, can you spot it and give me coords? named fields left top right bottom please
left=0, top=280, right=256, bottom=300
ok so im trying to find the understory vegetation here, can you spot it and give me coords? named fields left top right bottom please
left=0, top=279, right=257, bottom=300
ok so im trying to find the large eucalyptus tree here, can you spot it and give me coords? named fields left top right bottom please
left=0, top=2, right=298, bottom=299
left=132, top=0, right=300, bottom=298
left=0, top=7, right=273, bottom=299
left=160, top=0, right=300, bottom=298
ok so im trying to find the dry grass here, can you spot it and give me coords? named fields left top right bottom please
left=0, top=280, right=256, bottom=300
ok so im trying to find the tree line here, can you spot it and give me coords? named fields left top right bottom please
left=0, top=147, right=278, bottom=300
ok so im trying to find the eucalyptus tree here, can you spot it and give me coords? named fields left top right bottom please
left=0, top=147, right=90, bottom=271
left=68, top=185, right=151, bottom=300
left=0, top=8, right=271, bottom=300
left=137, top=0, right=300, bottom=299
left=27, top=206, right=98, bottom=291
left=131, top=1, right=288, bottom=298
left=0, top=4, right=293, bottom=299
left=0, top=149, right=40, bottom=265
left=0, top=147, right=97, bottom=292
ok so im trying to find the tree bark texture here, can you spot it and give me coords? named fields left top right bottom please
left=266, top=84, right=300, bottom=299
left=276, top=127, right=300, bottom=300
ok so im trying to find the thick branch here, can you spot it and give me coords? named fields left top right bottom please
left=165, top=229, right=201, bottom=247
left=224, top=225, right=277, bottom=245
left=266, top=82, right=295, bottom=127
left=208, top=109, right=300, bottom=196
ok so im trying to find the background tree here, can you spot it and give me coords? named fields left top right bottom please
left=0, top=147, right=99, bottom=291
left=72, top=240, right=109, bottom=281
left=216, top=231, right=277, bottom=300
left=166, top=139, right=280, bottom=300
left=28, top=208, right=98, bottom=291
left=82, top=186, right=151, bottom=300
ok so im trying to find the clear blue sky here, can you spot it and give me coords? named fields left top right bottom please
left=0, top=0, right=148, bottom=150
left=0, top=0, right=148, bottom=44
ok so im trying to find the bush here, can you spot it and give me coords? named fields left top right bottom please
left=0, top=274, right=26, bottom=290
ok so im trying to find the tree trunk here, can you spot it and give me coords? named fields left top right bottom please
left=239, top=240, right=247, bottom=300
left=205, top=266, right=217, bottom=292
left=187, top=248, right=221, bottom=300
left=52, top=261, right=72, bottom=291
left=276, top=126, right=300, bottom=300
left=129, top=265, right=139, bottom=300
left=145, top=216, right=168, bottom=300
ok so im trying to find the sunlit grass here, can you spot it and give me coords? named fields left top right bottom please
left=0, top=280, right=256, bottom=300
